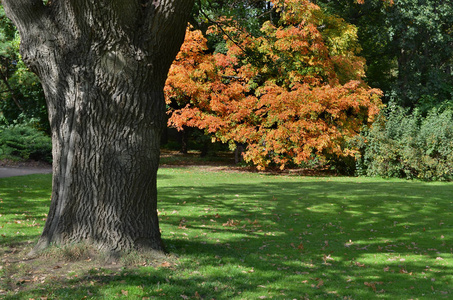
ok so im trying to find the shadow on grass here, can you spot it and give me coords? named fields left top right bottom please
left=0, top=175, right=52, bottom=247
left=0, top=174, right=52, bottom=214
left=1, top=173, right=452, bottom=299
left=156, top=176, right=453, bottom=298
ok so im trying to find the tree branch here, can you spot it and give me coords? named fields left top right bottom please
left=2, top=0, right=47, bottom=36
left=142, top=0, right=195, bottom=76
left=196, top=0, right=249, bottom=55
left=147, top=0, right=195, bottom=34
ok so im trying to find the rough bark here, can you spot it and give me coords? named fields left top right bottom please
left=3, top=0, right=194, bottom=254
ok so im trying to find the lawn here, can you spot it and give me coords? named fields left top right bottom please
left=1, top=167, right=452, bottom=299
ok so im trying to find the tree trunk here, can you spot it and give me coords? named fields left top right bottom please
left=179, top=127, right=190, bottom=154
left=3, top=0, right=194, bottom=254
left=235, top=143, right=245, bottom=164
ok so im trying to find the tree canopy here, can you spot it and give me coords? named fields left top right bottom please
left=1, top=0, right=452, bottom=172
left=166, top=0, right=382, bottom=170
left=318, top=0, right=453, bottom=109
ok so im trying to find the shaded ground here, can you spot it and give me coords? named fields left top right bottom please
left=159, top=149, right=337, bottom=176
left=1, top=243, right=176, bottom=297
left=0, top=150, right=338, bottom=179
left=0, top=151, right=338, bottom=298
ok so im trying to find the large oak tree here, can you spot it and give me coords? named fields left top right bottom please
left=2, top=0, right=194, bottom=254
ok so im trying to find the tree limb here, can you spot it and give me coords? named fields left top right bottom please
left=196, top=0, right=249, bottom=55
left=141, top=0, right=195, bottom=76
left=2, top=0, right=48, bottom=36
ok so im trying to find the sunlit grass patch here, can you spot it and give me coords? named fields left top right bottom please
left=0, top=174, right=51, bottom=246
left=157, top=169, right=453, bottom=299
left=1, top=170, right=452, bottom=299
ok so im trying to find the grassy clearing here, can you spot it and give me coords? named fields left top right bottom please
left=1, top=168, right=452, bottom=299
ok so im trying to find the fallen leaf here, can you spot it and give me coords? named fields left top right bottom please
left=316, top=279, right=324, bottom=288
left=324, top=254, right=334, bottom=261
left=344, top=241, right=354, bottom=248
left=322, top=254, right=334, bottom=265
left=121, top=290, right=128, bottom=296
left=355, top=262, right=365, bottom=267
left=223, top=219, right=240, bottom=227
left=364, top=282, right=376, bottom=292
left=241, top=268, right=255, bottom=274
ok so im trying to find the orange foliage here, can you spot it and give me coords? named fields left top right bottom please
left=165, top=1, right=382, bottom=170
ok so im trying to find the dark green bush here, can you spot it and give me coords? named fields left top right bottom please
left=359, top=104, right=453, bottom=181
left=0, top=123, right=52, bottom=163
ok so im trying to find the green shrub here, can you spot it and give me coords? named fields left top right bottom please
left=359, top=104, right=453, bottom=181
left=0, top=123, right=52, bottom=163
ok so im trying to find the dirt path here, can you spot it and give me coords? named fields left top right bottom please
left=0, top=159, right=52, bottom=178
left=0, top=167, right=52, bottom=178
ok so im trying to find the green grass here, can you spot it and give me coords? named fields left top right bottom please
left=1, top=169, right=453, bottom=299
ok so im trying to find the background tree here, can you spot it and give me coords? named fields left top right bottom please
left=2, top=0, right=194, bottom=254
left=166, top=0, right=382, bottom=170
left=0, top=6, right=47, bottom=131
left=318, top=0, right=453, bottom=110
left=191, top=0, right=273, bottom=34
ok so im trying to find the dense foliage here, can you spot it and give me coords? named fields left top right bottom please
left=318, top=0, right=453, bottom=110
left=166, top=0, right=382, bottom=170
left=358, top=105, right=453, bottom=181
left=0, top=6, right=48, bottom=132
left=191, top=0, right=273, bottom=35
left=0, top=121, right=52, bottom=162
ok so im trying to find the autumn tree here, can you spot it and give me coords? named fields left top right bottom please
left=2, top=0, right=194, bottom=254
left=166, top=0, right=382, bottom=170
